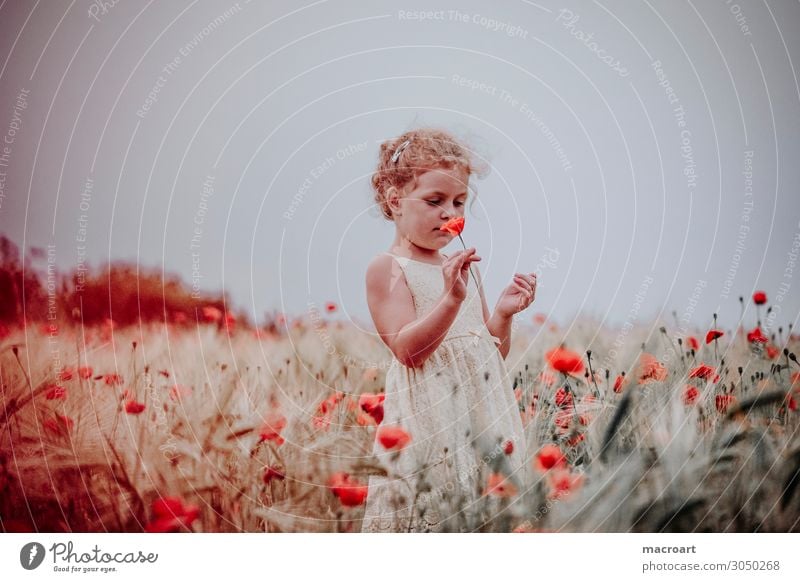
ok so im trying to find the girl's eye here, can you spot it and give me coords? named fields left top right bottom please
left=427, top=201, right=439, bottom=206
left=454, top=201, right=464, bottom=207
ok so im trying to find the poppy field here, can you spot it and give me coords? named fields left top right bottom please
left=1, top=291, right=799, bottom=533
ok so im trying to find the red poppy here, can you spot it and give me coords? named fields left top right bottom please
left=534, top=444, right=567, bottom=472
left=259, top=412, right=288, bottom=445
left=43, top=414, right=74, bottom=436
left=683, top=385, right=700, bottom=405
left=503, top=440, right=514, bottom=455
left=327, top=472, right=368, bottom=507
left=547, top=468, right=584, bottom=499
left=705, top=330, right=724, bottom=344
left=483, top=472, right=518, bottom=498
left=45, top=384, right=67, bottom=400
left=169, top=384, right=192, bottom=401
left=144, top=496, right=200, bottom=533
left=765, top=344, right=780, bottom=359
left=638, top=353, right=668, bottom=384
left=686, top=336, right=700, bottom=351
left=58, top=367, right=74, bottom=381
left=747, top=327, right=768, bottom=344
left=78, top=366, right=93, bottom=379
left=613, top=374, right=626, bottom=393
left=752, top=291, right=767, bottom=305
left=545, top=347, right=585, bottom=376
left=376, top=425, right=411, bottom=450
left=263, top=466, right=285, bottom=485
left=688, top=363, right=716, bottom=381
left=439, top=216, right=465, bottom=236
left=125, top=400, right=146, bottom=414
left=715, top=393, right=736, bottom=413
left=324, top=301, right=337, bottom=313
left=358, top=393, right=385, bottom=425
left=201, top=306, right=223, bottom=323
left=554, top=386, right=574, bottom=408
left=103, top=373, right=124, bottom=386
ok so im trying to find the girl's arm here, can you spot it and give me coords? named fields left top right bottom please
left=474, top=265, right=512, bottom=360
left=366, top=255, right=463, bottom=368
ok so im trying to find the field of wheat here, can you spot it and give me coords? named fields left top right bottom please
left=1, top=295, right=799, bottom=533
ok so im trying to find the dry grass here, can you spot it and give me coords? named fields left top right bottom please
left=1, top=315, right=798, bottom=532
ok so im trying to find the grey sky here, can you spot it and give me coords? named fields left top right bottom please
left=0, top=0, right=798, bottom=334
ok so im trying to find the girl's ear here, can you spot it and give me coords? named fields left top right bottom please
left=386, top=186, right=402, bottom=215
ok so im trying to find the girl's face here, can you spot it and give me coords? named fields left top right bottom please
left=389, top=165, right=469, bottom=251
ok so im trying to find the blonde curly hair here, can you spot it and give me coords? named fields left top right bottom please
left=371, top=127, right=489, bottom=221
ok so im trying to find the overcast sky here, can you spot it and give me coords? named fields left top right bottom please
left=1, top=0, right=798, bottom=334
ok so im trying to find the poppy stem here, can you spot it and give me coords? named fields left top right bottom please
left=457, top=233, right=480, bottom=294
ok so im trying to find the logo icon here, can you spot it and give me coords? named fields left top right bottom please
left=20, top=542, right=46, bottom=570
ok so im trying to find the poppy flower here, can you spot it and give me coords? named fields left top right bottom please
left=58, top=367, right=74, bottom=381
left=752, top=291, right=767, bottom=305
left=201, top=306, right=223, bottom=323
left=747, top=327, right=768, bottom=344
left=553, top=410, right=571, bottom=433
left=715, top=393, right=735, bottom=413
left=263, top=466, right=285, bottom=485
left=705, top=330, right=724, bottom=344
left=566, top=432, right=586, bottom=447
left=125, top=400, right=146, bottom=414
left=45, top=384, right=67, bottom=400
left=103, top=373, right=124, bottom=386
left=482, top=472, right=518, bottom=498
left=43, top=414, right=74, bottom=436
left=439, top=216, right=465, bottom=236
left=376, top=425, right=411, bottom=450
left=688, top=363, right=716, bottom=381
left=554, top=386, right=574, bottom=408
left=547, top=468, right=584, bottom=499
left=259, top=412, right=288, bottom=445
left=503, top=440, right=514, bottom=455
left=765, top=344, right=780, bottom=359
left=638, top=353, right=668, bottom=384
left=683, top=385, right=700, bottom=405
left=534, top=444, right=567, bottom=472
left=144, top=496, right=200, bottom=533
left=685, top=336, right=700, bottom=351
left=545, top=347, right=585, bottom=376
left=78, top=366, right=93, bottom=379
left=327, top=472, right=368, bottom=507
left=324, top=301, right=337, bottom=313
left=613, top=374, right=626, bottom=393
left=169, top=384, right=192, bottom=401
left=358, top=393, right=385, bottom=425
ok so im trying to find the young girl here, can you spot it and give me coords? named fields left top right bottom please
left=360, top=127, right=538, bottom=532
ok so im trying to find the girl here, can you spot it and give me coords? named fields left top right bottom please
left=360, top=127, right=538, bottom=532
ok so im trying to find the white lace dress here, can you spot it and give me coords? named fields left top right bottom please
left=360, top=251, right=530, bottom=532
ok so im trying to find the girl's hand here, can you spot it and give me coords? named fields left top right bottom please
left=495, top=272, right=537, bottom=318
left=442, top=248, right=481, bottom=304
